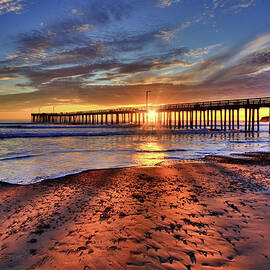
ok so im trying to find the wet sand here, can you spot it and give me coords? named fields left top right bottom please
left=1, top=153, right=270, bottom=269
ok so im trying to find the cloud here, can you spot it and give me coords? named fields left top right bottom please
left=1, top=12, right=187, bottom=85
left=0, top=1, right=269, bottom=112
left=185, top=44, right=221, bottom=58
left=1, top=32, right=270, bottom=111
left=179, top=34, right=270, bottom=85
left=151, top=59, right=195, bottom=70
left=71, top=8, right=77, bottom=14
left=154, top=21, right=191, bottom=42
left=75, top=24, right=94, bottom=32
left=157, top=0, right=181, bottom=8
left=105, top=30, right=161, bottom=53
left=0, top=0, right=25, bottom=15
left=211, top=0, right=256, bottom=13
left=2, top=29, right=168, bottom=86
left=0, top=0, right=136, bottom=68
left=3, top=27, right=270, bottom=90
left=231, top=0, right=255, bottom=10
left=0, top=75, right=21, bottom=80
left=154, top=0, right=256, bottom=42
left=1, top=71, right=270, bottom=112
left=199, top=0, right=257, bottom=26
left=115, top=34, right=270, bottom=86
left=204, top=34, right=270, bottom=83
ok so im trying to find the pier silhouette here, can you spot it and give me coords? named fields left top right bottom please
left=32, top=97, right=270, bottom=133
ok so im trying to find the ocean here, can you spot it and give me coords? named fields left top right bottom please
left=0, top=121, right=269, bottom=185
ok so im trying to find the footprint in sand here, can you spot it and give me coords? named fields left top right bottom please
left=158, top=256, right=180, bottom=264
left=185, top=251, right=196, bottom=264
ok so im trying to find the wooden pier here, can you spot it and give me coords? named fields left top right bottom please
left=32, top=97, right=270, bottom=132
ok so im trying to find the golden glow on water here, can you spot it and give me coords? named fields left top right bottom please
left=1, top=127, right=270, bottom=184
left=133, top=140, right=167, bottom=166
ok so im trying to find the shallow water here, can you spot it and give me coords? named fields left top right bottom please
left=0, top=122, right=269, bottom=184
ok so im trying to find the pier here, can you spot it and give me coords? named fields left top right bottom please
left=32, top=97, right=270, bottom=132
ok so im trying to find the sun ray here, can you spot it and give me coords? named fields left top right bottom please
left=148, top=110, right=156, bottom=123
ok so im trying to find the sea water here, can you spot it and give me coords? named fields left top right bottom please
left=0, top=122, right=269, bottom=185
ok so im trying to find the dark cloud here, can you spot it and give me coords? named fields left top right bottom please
left=0, top=17, right=189, bottom=89
left=106, top=31, right=160, bottom=53
left=161, top=47, right=189, bottom=59
left=0, top=0, right=190, bottom=98
left=117, top=62, right=153, bottom=74
left=160, top=35, right=270, bottom=85
left=246, top=49, right=270, bottom=66
left=3, top=0, right=135, bottom=67
left=2, top=35, right=270, bottom=113
left=1, top=69, right=270, bottom=112
left=18, top=30, right=52, bottom=53
left=205, top=48, right=270, bottom=84
left=0, top=66, right=20, bottom=75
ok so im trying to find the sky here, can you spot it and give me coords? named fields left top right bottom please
left=0, top=0, right=270, bottom=119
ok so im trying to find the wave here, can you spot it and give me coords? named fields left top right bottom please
left=135, top=149, right=187, bottom=153
left=0, top=129, right=243, bottom=139
left=0, top=148, right=188, bottom=162
left=0, top=131, right=135, bottom=139
left=0, top=124, right=137, bottom=129
left=229, top=140, right=270, bottom=144
left=0, top=154, right=42, bottom=161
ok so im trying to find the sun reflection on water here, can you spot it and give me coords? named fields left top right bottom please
left=148, top=110, right=156, bottom=123
left=133, top=140, right=167, bottom=166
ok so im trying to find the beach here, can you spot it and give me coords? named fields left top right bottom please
left=0, top=153, right=270, bottom=270
left=1, top=0, right=270, bottom=269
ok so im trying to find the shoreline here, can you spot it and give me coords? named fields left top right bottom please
left=1, top=151, right=270, bottom=187
left=1, top=153, right=270, bottom=269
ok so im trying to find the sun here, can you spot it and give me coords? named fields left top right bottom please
left=148, top=110, right=156, bottom=123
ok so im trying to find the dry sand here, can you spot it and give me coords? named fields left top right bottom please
left=1, top=153, right=270, bottom=270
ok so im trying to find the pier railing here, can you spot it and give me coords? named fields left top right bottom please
left=159, top=97, right=270, bottom=111
left=64, top=106, right=147, bottom=115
